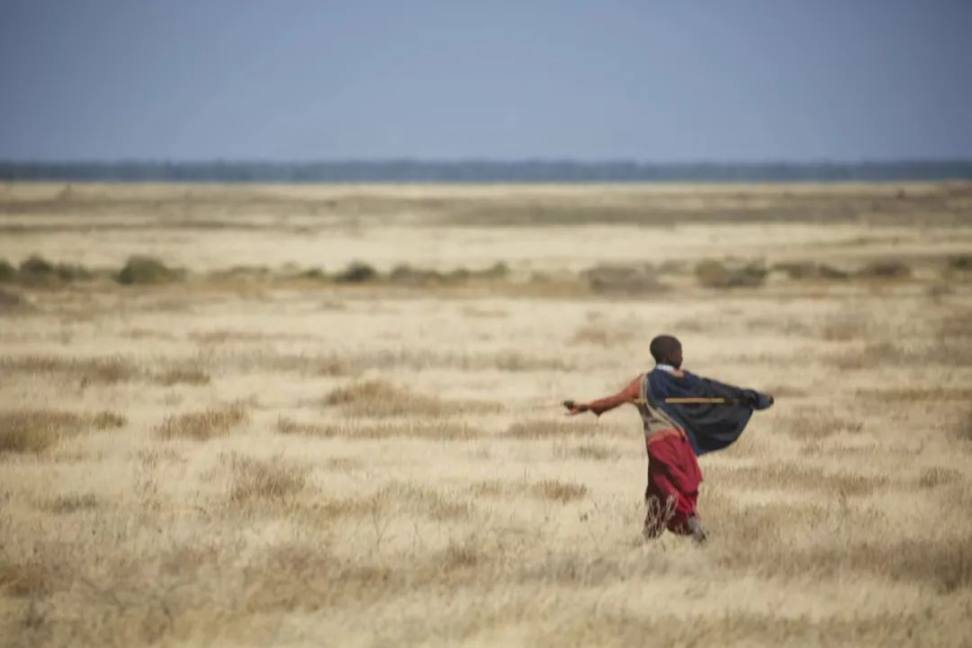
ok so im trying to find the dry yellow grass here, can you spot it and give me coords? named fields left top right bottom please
left=504, top=418, right=627, bottom=439
left=154, top=366, right=210, bottom=386
left=0, top=409, right=124, bottom=453
left=530, top=479, right=589, bottom=502
left=1, top=182, right=971, bottom=647
left=277, top=416, right=484, bottom=440
left=323, top=379, right=499, bottom=418
left=41, top=493, right=100, bottom=514
left=155, top=402, right=247, bottom=441
left=225, top=453, right=308, bottom=504
left=0, top=355, right=138, bottom=385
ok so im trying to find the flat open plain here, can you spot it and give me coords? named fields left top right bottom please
left=1, top=182, right=971, bottom=646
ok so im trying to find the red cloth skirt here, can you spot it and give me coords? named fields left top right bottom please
left=644, top=430, right=703, bottom=536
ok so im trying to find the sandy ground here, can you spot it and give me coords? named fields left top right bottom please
left=0, top=182, right=971, bottom=646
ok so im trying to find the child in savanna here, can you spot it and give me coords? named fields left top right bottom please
left=565, top=335, right=774, bottom=543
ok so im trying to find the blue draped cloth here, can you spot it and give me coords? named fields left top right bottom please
left=646, top=369, right=773, bottom=456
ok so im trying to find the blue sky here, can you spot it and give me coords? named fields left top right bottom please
left=1, top=1, right=970, bottom=161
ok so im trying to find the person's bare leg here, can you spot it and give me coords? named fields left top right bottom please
left=686, top=516, right=707, bottom=544
left=642, top=494, right=674, bottom=541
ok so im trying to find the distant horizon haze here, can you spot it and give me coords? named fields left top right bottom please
left=3, top=159, right=970, bottom=183
left=2, top=1, right=971, bottom=162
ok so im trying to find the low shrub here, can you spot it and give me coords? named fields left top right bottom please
left=0, top=259, right=16, bottom=282
left=695, top=259, right=768, bottom=288
left=225, top=453, right=307, bottom=504
left=91, top=411, right=126, bottom=430
left=155, top=367, right=211, bottom=386
left=774, top=261, right=849, bottom=281
left=947, top=255, right=972, bottom=272
left=530, top=479, right=588, bottom=502
left=335, top=261, right=378, bottom=283
left=582, top=263, right=665, bottom=294
left=0, top=410, right=91, bottom=453
left=117, top=256, right=180, bottom=285
left=388, top=264, right=443, bottom=285
left=17, top=255, right=58, bottom=286
left=857, top=259, right=911, bottom=279
left=54, top=262, right=95, bottom=281
left=18, top=255, right=54, bottom=276
left=156, top=402, right=247, bottom=441
left=323, top=379, right=496, bottom=418
left=298, top=267, right=328, bottom=280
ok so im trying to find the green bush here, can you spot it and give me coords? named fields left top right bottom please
left=947, top=255, right=972, bottom=272
left=19, top=255, right=54, bottom=276
left=117, top=256, right=179, bottom=285
left=0, top=259, right=15, bottom=282
left=17, top=255, right=59, bottom=286
left=335, top=261, right=378, bottom=283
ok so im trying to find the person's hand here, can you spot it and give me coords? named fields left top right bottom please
left=562, top=400, right=588, bottom=416
left=747, top=393, right=774, bottom=410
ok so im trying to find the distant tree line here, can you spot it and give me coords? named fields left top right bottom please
left=1, top=160, right=970, bottom=183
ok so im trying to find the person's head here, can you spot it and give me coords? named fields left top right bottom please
left=649, top=334, right=683, bottom=368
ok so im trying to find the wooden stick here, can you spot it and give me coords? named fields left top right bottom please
left=630, top=397, right=737, bottom=405
left=563, top=397, right=739, bottom=409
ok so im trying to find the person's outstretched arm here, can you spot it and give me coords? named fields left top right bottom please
left=565, top=376, right=641, bottom=417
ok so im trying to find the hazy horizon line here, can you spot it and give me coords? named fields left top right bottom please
left=4, top=157, right=972, bottom=165
left=3, top=158, right=971, bottom=183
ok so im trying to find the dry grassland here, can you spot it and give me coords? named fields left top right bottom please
left=0, top=182, right=971, bottom=646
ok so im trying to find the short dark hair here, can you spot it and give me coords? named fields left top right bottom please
left=650, top=335, right=681, bottom=364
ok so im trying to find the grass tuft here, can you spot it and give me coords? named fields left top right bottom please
left=954, top=411, right=972, bottom=444
left=530, top=480, right=588, bottom=503
left=819, top=313, right=870, bottom=341
left=441, top=542, right=481, bottom=571
left=323, top=379, right=496, bottom=418
left=783, top=414, right=864, bottom=440
left=277, top=416, right=482, bottom=440
left=0, top=410, right=89, bottom=453
left=553, top=443, right=620, bottom=461
left=155, top=366, right=211, bottom=386
left=504, top=418, right=621, bottom=439
left=581, top=263, right=666, bottom=295
left=917, top=467, right=961, bottom=489
left=156, top=402, right=247, bottom=441
left=0, top=355, right=139, bottom=385
left=857, top=259, right=911, bottom=279
left=774, top=261, right=849, bottom=281
left=91, top=411, right=126, bottom=430
left=43, top=493, right=100, bottom=514
left=0, top=560, right=50, bottom=597
left=226, top=453, right=308, bottom=504
left=695, top=259, right=767, bottom=288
